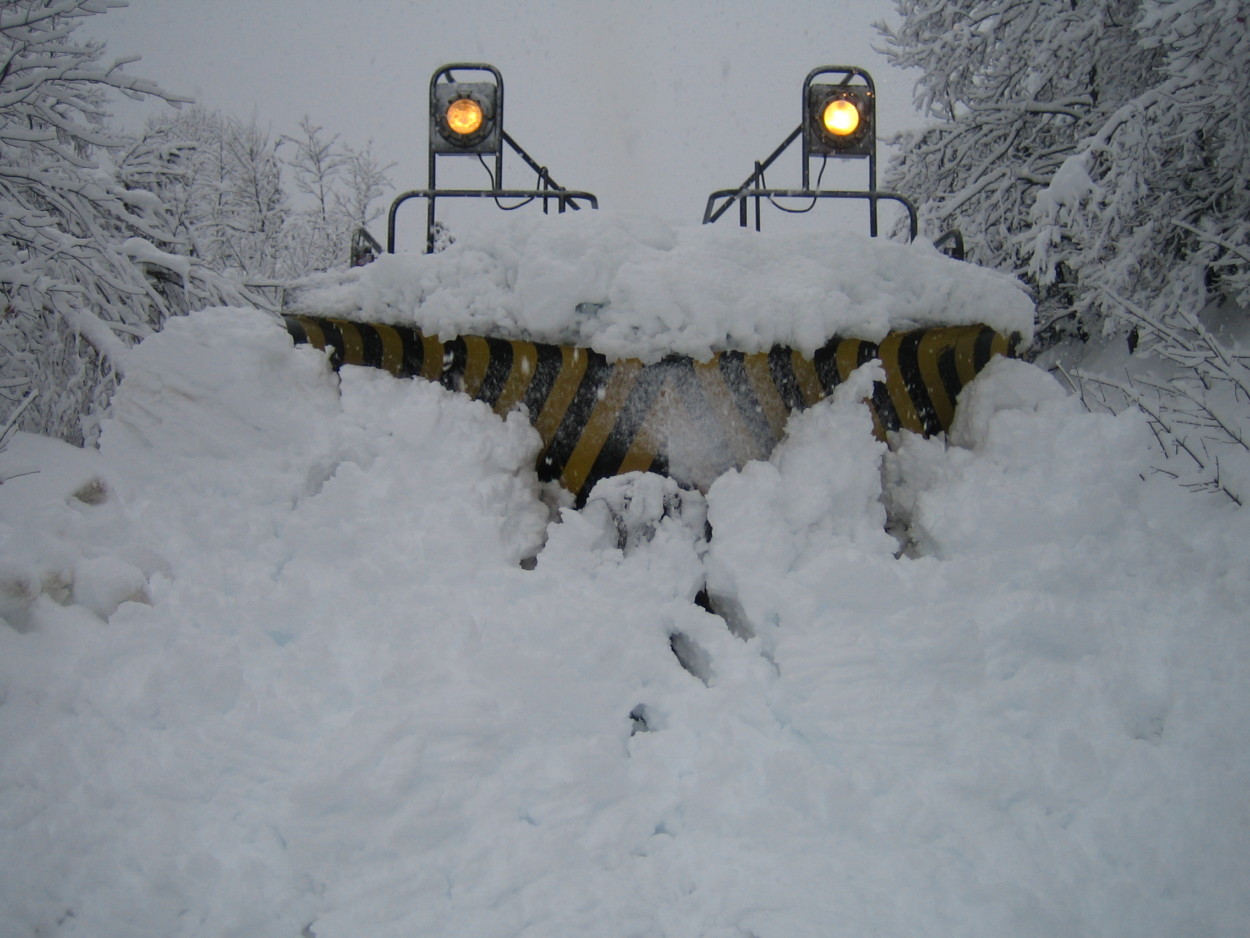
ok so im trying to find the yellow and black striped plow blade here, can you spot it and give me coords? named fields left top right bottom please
left=285, top=315, right=1016, bottom=504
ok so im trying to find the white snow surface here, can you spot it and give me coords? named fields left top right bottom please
left=292, top=211, right=1035, bottom=361
left=1, top=305, right=1247, bottom=933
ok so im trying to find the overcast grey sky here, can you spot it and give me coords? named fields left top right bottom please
left=84, top=0, right=920, bottom=240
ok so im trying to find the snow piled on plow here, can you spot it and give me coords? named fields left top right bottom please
left=1, top=305, right=1247, bottom=938
left=291, top=211, right=1035, bottom=360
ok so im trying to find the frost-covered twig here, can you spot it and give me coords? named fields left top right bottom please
left=1073, top=277, right=1250, bottom=506
left=0, top=388, right=37, bottom=452
left=1072, top=368, right=1241, bottom=503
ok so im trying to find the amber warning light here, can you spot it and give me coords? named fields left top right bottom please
left=822, top=98, right=860, bottom=136
left=445, top=98, right=484, bottom=137
left=806, top=83, right=873, bottom=157
left=430, top=80, right=500, bottom=154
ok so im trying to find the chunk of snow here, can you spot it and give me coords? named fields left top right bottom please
left=122, top=236, right=192, bottom=281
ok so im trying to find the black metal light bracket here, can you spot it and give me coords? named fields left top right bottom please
left=388, top=63, right=598, bottom=255
left=703, top=66, right=917, bottom=240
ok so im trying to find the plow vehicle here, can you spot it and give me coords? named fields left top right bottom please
left=283, top=64, right=1027, bottom=505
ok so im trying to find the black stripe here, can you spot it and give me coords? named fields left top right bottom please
left=399, top=325, right=425, bottom=378
left=539, top=350, right=612, bottom=484
left=897, top=329, right=943, bottom=435
left=768, top=346, right=805, bottom=412
left=284, top=315, right=308, bottom=346
left=583, top=360, right=672, bottom=492
left=811, top=339, right=842, bottom=395
left=441, top=337, right=466, bottom=392
left=855, top=340, right=899, bottom=432
left=973, top=326, right=997, bottom=371
left=717, top=352, right=779, bottom=453
left=855, top=340, right=880, bottom=368
left=476, top=337, right=515, bottom=406
left=319, top=320, right=346, bottom=370
left=521, top=342, right=566, bottom=418
left=937, top=344, right=964, bottom=411
left=358, top=322, right=385, bottom=369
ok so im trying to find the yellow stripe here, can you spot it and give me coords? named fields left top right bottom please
left=877, top=332, right=923, bottom=433
left=836, top=338, right=865, bottom=382
left=958, top=329, right=1005, bottom=390
left=617, top=429, right=660, bottom=476
left=375, top=323, right=405, bottom=376
left=616, top=386, right=663, bottom=476
left=916, top=327, right=958, bottom=431
left=693, top=358, right=765, bottom=466
left=869, top=406, right=886, bottom=440
left=561, top=361, right=643, bottom=498
left=990, top=330, right=1008, bottom=360
left=790, top=350, right=826, bottom=406
left=741, top=352, right=789, bottom=440
left=421, top=333, right=444, bottom=381
left=461, top=335, right=492, bottom=398
left=334, top=320, right=364, bottom=366
left=493, top=341, right=539, bottom=416
left=533, top=346, right=588, bottom=446
left=299, top=317, right=327, bottom=353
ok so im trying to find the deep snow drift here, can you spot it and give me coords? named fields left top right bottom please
left=1, top=220, right=1248, bottom=938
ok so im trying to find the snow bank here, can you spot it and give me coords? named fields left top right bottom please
left=1, top=302, right=1246, bottom=937
left=292, top=211, right=1035, bottom=361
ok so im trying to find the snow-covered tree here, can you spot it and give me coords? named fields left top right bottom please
left=278, top=117, right=393, bottom=274
left=1024, top=0, right=1249, bottom=339
left=335, top=140, right=392, bottom=234
left=225, top=117, right=287, bottom=278
left=282, top=116, right=346, bottom=273
left=877, top=0, right=1162, bottom=336
left=881, top=0, right=1250, bottom=499
left=0, top=2, right=273, bottom=445
left=0, top=0, right=189, bottom=443
left=879, top=0, right=1248, bottom=347
left=134, top=106, right=290, bottom=279
left=141, top=108, right=392, bottom=278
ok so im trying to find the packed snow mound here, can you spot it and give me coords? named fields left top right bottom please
left=1, top=307, right=1247, bottom=937
left=292, top=210, right=1035, bottom=361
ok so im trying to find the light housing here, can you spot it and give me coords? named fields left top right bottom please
left=431, top=81, right=500, bottom=154
left=806, top=84, right=873, bottom=157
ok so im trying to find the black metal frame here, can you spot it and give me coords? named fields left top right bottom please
left=350, top=226, right=382, bottom=267
left=703, top=66, right=917, bottom=240
left=387, top=63, right=597, bottom=255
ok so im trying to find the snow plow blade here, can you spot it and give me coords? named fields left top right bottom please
left=285, top=315, right=1016, bottom=503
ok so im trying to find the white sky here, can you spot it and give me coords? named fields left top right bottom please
left=83, top=0, right=921, bottom=243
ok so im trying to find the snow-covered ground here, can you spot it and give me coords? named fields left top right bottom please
left=1, top=219, right=1247, bottom=937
